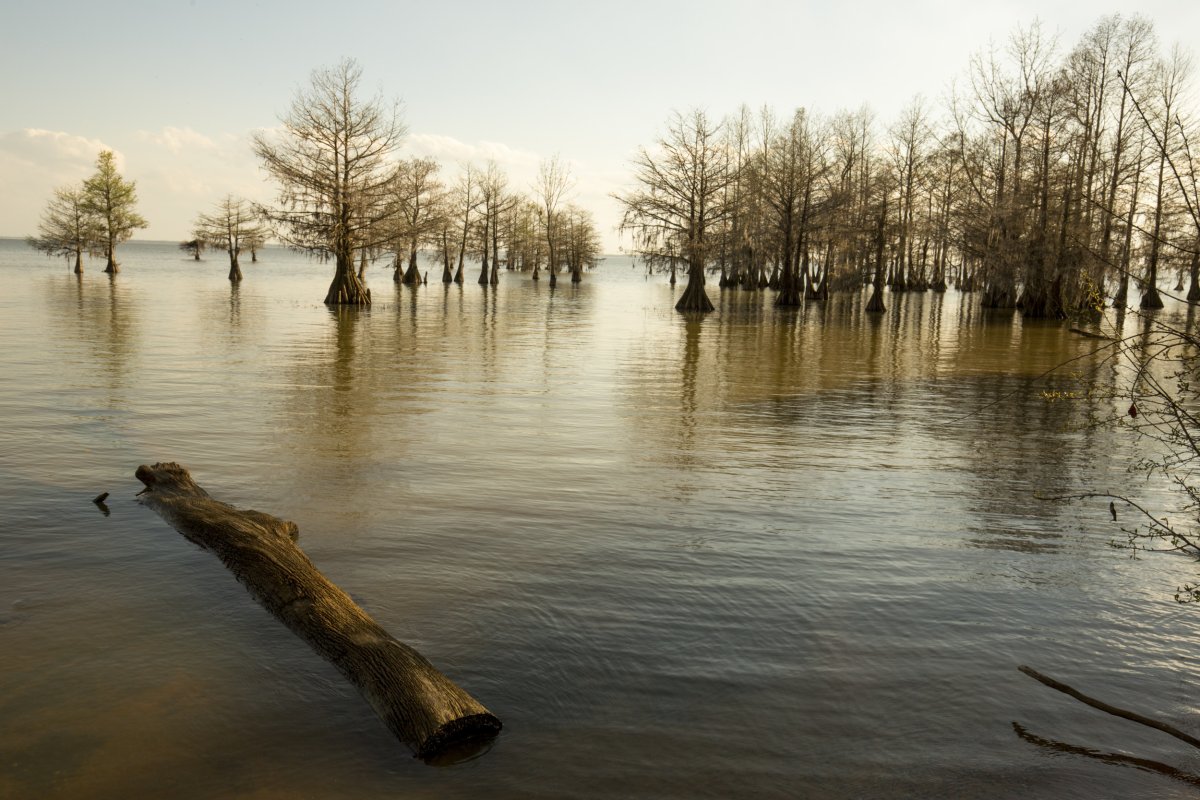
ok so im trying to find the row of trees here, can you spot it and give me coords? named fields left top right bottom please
left=617, top=14, right=1200, bottom=315
left=29, top=60, right=601, bottom=302
left=182, top=196, right=269, bottom=282
left=252, top=59, right=600, bottom=304
left=28, top=151, right=147, bottom=274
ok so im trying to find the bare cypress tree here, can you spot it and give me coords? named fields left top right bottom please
left=194, top=195, right=268, bottom=282
left=82, top=151, right=147, bottom=274
left=244, top=229, right=267, bottom=262
left=389, top=157, right=445, bottom=285
left=449, top=164, right=480, bottom=285
left=253, top=59, right=405, bottom=305
left=535, top=155, right=573, bottom=288
left=1138, top=48, right=1191, bottom=309
left=865, top=189, right=890, bottom=313
left=616, top=109, right=733, bottom=312
left=179, top=239, right=206, bottom=261
left=28, top=185, right=97, bottom=274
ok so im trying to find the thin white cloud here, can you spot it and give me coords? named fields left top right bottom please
left=0, top=128, right=113, bottom=171
left=406, top=133, right=541, bottom=171
left=136, top=126, right=218, bottom=154
left=0, top=129, right=117, bottom=236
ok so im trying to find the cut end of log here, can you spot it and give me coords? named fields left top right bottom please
left=135, top=462, right=205, bottom=495
left=416, top=712, right=504, bottom=764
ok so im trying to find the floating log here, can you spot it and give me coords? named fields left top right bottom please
left=1068, top=327, right=1116, bottom=341
left=135, top=462, right=501, bottom=761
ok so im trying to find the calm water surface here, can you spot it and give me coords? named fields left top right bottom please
left=2, top=240, right=1200, bottom=798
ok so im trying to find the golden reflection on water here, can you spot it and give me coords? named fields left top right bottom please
left=4, top=242, right=1200, bottom=799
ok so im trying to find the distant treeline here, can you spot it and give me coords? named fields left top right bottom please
left=616, top=15, right=1200, bottom=315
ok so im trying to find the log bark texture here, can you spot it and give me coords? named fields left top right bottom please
left=135, top=462, right=501, bottom=761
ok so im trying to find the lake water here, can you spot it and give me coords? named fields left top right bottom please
left=3, top=239, right=1200, bottom=799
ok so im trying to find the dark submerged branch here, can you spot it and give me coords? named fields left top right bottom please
left=1013, top=723, right=1200, bottom=788
left=1018, top=665, right=1200, bottom=750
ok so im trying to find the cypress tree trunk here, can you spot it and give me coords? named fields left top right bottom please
left=74, top=249, right=83, bottom=275
left=324, top=253, right=372, bottom=305
left=866, top=199, right=887, bottom=313
left=1112, top=275, right=1130, bottom=310
left=1187, top=249, right=1200, bottom=304
left=228, top=253, right=242, bottom=283
left=1142, top=154, right=1168, bottom=310
left=402, top=246, right=421, bottom=285
left=675, top=260, right=714, bottom=312
left=1140, top=281, right=1165, bottom=309
left=104, top=242, right=118, bottom=275
left=491, top=262, right=499, bottom=285
left=776, top=250, right=802, bottom=307
left=478, top=214, right=490, bottom=286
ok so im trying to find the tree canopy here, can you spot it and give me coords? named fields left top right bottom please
left=82, top=150, right=147, bottom=274
left=253, top=58, right=407, bottom=305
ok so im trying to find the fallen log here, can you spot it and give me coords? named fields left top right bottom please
left=135, top=462, right=501, bottom=761
left=1068, top=327, right=1117, bottom=341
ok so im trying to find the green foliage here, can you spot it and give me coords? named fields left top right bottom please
left=82, top=150, right=147, bottom=262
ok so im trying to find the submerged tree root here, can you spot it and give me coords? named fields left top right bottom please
left=135, top=462, right=501, bottom=762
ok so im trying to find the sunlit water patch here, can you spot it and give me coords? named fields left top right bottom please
left=2, top=239, right=1200, bottom=798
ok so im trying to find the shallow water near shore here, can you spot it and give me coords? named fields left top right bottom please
left=3, top=239, right=1200, bottom=799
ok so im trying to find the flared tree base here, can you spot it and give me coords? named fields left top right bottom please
left=981, top=285, right=1017, bottom=309
left=324, top=271, right=372, bottom=305
left=1140, top=285, right=1165, bottom=309
left=865, top=287, right=886, bottom=313
left=1112, top=280, right=1129, bottom=309
left=776, top=274, right=802, bottom=307
left=675, top=276, right=714, bottom=313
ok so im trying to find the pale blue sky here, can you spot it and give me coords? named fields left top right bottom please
left=2, top=0, right=1197, bottom=251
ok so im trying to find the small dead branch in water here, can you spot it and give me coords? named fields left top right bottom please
left=1018, top=665, right=1200, bottom=750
